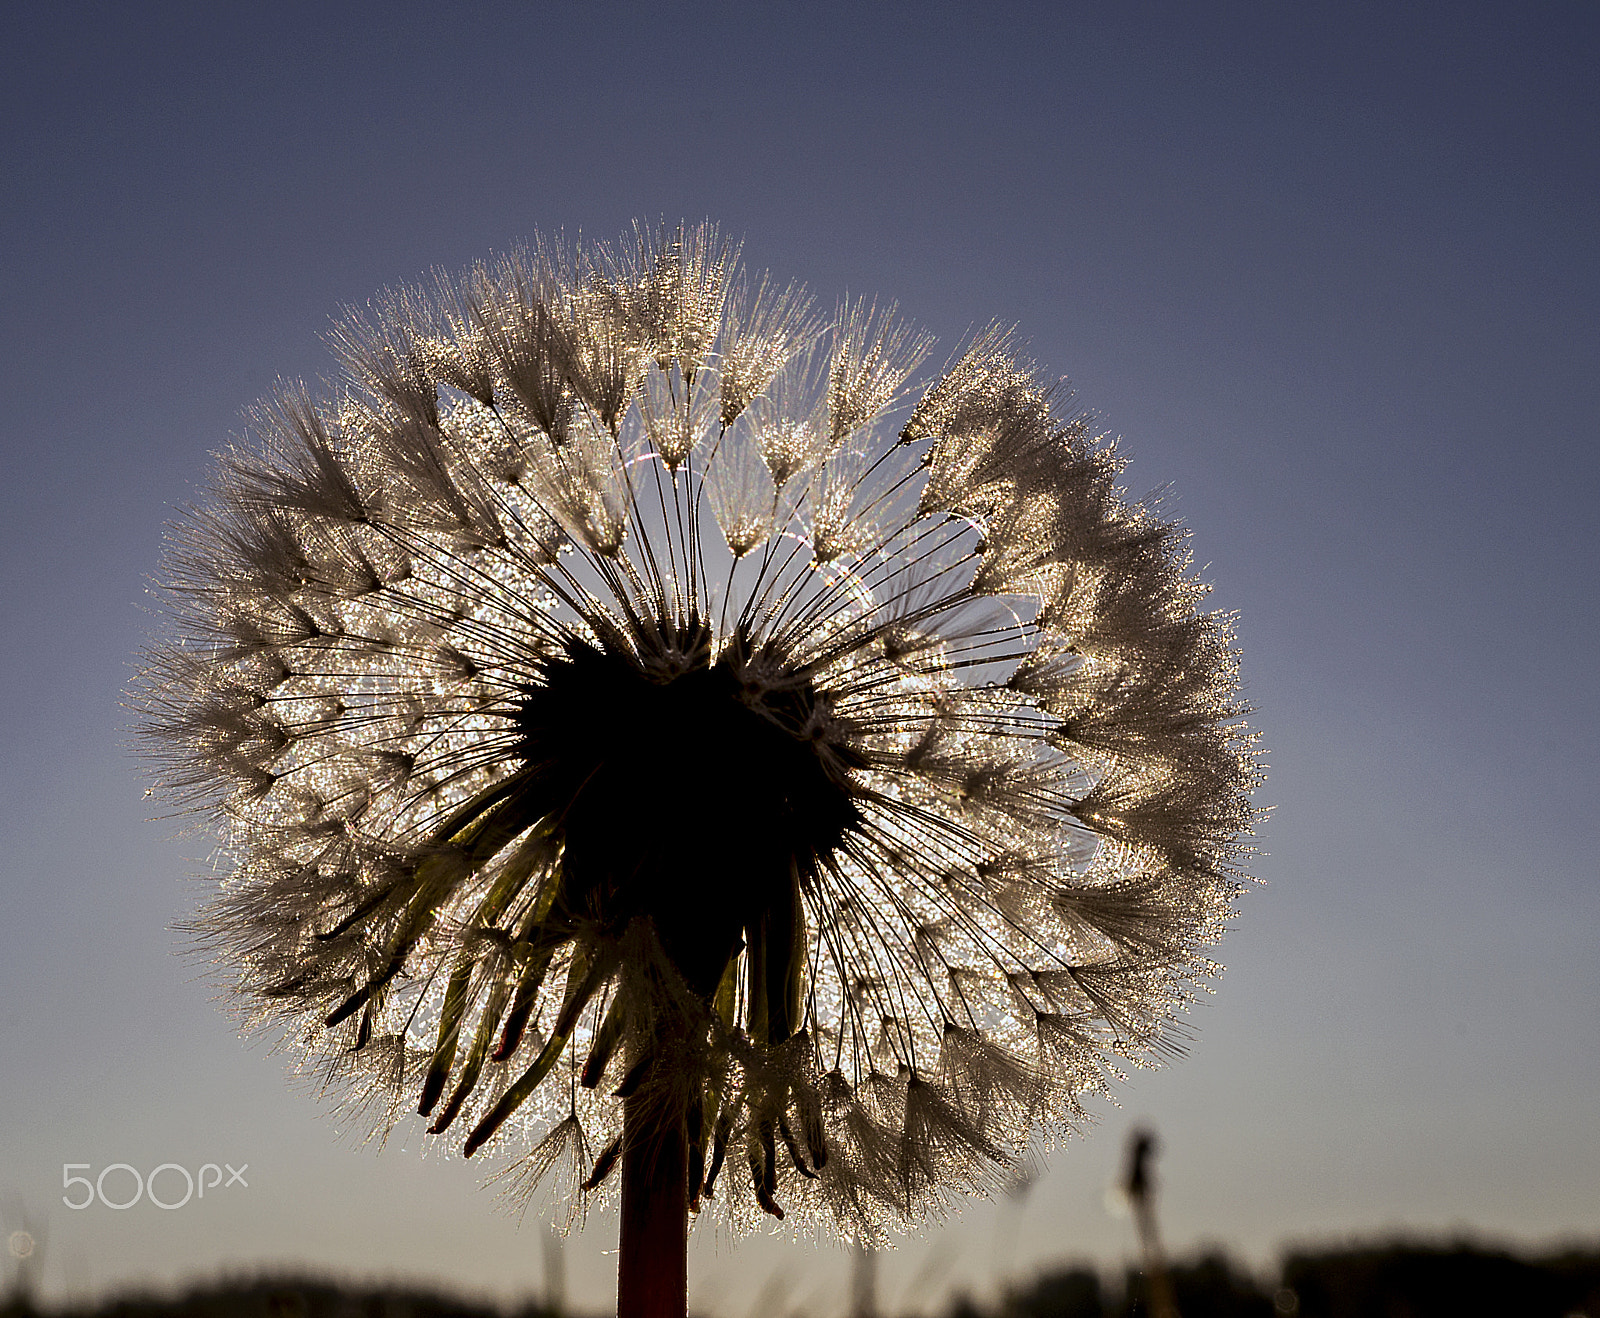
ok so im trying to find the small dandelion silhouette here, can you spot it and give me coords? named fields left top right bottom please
left=137, top=221, right=1260, bottom=1313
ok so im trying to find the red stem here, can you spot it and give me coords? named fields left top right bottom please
left=616, top=1091, right=688, bottom=1318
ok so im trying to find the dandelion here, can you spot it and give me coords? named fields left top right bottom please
left=137, top=221, right=1260, bottom=1317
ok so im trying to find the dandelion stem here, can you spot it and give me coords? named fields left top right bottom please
left=617, top=1090, right=689, bottom=1318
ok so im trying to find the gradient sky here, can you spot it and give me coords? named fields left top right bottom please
left=2, top=2, right=1596, bottom=1313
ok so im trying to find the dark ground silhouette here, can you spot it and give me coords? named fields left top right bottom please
left=5, top=1240, right=1599, bottom=1318
left=950, top=1240, right=1600, bottom=1318
left=0, top=1278, right=557, bottom=1318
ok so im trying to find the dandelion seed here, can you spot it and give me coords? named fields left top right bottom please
left=136, top=219, right=1261, bottom=1317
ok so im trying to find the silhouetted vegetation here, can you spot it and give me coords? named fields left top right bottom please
left=946, top=1240, right=1600, bottom=1318
left=948, top=1251, right=1272, bottom=1318
left=1282, top=1240, right=1600, bottom=1318
left=0, top=1277, right=564, bottom=1318
left=6, top=1240, right=1599, bottom=1318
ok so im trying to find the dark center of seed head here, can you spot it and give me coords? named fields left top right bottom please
left=513, top=630, right=861, bottom=998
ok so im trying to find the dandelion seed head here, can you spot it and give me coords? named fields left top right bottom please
left=136, top=220, right=1261, bottom=1237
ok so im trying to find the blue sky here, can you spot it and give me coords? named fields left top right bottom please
left=2, top=2, right=1596, bottom=1312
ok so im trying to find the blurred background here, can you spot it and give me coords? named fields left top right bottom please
left=2, top=2, right=1596, bottom=1314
